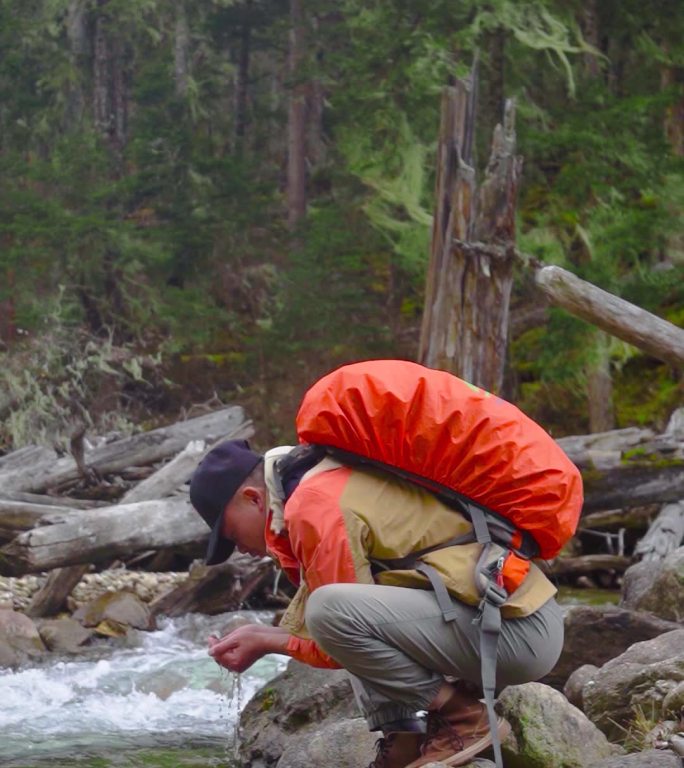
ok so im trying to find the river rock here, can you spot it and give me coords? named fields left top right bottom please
left=593, top=749, right=683, bottom=767
left=37, top=616, right=94, bottom=652
left=564, top=664, right=599, bottom=710
left=0, top=608, right=46, bottom=668
left=544, top=605, right=680, bottom=689
left=582, top=629, right=684, bottom=741
left=621, top=548, right=684, bottom=622
left=72, top=590, right=156, bottom=632
left=238, top=659, right=360, bottom=767
left=662, top=680, right=684, bottom=719
left=498, top=682, right=623, bottom=767
left=276, top=717, right=377, bottom=768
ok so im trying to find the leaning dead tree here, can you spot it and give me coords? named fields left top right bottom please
left=535, top=266, right=684, bottom=368
left=419, top=72, right=521, bottom=393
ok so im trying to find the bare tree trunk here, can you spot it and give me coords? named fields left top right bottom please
left=306, top=17, right=325, bottom=169
left=234, top=16, right=251, bottom=147
left=419, top=79, right=476, bottom=371
left=586, top=332, right=615, bottom=433
left=661, top=63, right=684, bottom=157
left=0, top=265, right=16, bottom=346
left=419, top=70, right=521, bottom=393
left=581, top=0, right=601, bottom=78
left=286, top=0, right=307, bottom=229
left=93, top=10, right=111, bottom=139
left=478, top=28, right=505, bottom=165
left=65, top=0, right=88, bottom=129
left=93, top=2, right=127, bottom=160
left=174, top=2, right=190, bottom=99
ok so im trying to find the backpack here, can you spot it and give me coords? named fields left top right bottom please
left=276, top=359, right=583, bottom=768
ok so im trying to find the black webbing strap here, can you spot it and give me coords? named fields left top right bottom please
left=415, top=562, right=461, bottom=622
left=469, top=504, right=506, bottom=768
left=370, top=532, right=475, bottom=573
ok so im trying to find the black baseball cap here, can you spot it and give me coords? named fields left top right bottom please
left=189, top=439, right=263, bottom=565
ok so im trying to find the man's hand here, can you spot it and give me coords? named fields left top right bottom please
left=208, top=623, right=290, bottom=673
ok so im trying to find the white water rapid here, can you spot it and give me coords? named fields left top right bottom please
left=0, top=612, right=288, bottom=767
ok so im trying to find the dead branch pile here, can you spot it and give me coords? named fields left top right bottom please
left=0, top=405, right=682, bottom=616
left=0, top=406, right=283, bottom=617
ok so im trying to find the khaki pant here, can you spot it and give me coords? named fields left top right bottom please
left=305, top=583, right=564, bottom=730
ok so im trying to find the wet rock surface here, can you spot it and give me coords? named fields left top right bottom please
left=582, top=629, right=684, bottom=741
left=497, top=682, right=623, bottom=768
left=621, top=548, right=684, bottom=623
left=544, top=605, right=680, bottom=689
left=0, top=608, right=46, bottom=667
left=594, top=749, right=683, bottom=767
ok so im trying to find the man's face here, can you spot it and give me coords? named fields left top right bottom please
left=220, top=486, right=268, bottom=557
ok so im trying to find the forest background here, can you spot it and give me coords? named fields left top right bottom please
left=0, top=0, right=682, bottom=453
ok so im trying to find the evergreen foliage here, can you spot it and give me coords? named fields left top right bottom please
left=0, top=0, right=682, bottom=448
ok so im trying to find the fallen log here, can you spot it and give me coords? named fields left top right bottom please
left=547, top=554, right=631, bottom=576
left=556, top=427, right=656, bottom=470
left=0, top=500, right=82, bottom=543
left=0, top=491, right=107, bottom=509
left=0, top=498, right=209, bottom=575
left=120, top=439, right=206, bottom=504
left=582, top=460, right=684, bottom=512
left=25, top=565, right=91, bottom=618
left=535, top=265, right=684, bottom=367
left=579, top=505, right=659, bottom=531
left=149, top=555, right=275, bottom=618
left=0, top=446, right=55, bottom=473
left=633, top=501, right=684, bottom=563
left=0, top=406, right=252, bottom=494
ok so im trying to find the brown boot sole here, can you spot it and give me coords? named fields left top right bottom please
left=404, top=717, right=511, bottom=768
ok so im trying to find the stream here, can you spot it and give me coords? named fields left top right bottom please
left=0, top=611, right=288, bottom=768
left=0, top=589, right=619, bottom=768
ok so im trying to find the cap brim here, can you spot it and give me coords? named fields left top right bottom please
left=205, top=515, right=235, bottom=565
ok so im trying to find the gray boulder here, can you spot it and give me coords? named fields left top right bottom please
left=276, top=718, right=377, bottom=768
left=564, top=664, right=599, bottom=710
left=544, top=605, right=679, bottom=689
left=0, top=608, right=46, bottom=668
left=621, top=548, right=684, bottom=622
left=498, top=682, right=623, bottom=768
left=583, top=629, right=684, bottom=741
left=72, top=590, right=156, bottom=633
left=594, top=749, right=683, bottom=767
left=238, top=660, right=361, bottom=768
left=38, top=617, right=94, bottom=652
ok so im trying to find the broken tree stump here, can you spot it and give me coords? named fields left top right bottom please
left=419, top=72, right=522, bottom=393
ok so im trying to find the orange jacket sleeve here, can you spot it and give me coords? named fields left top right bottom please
left=286, top=634, right=341, bottom=668
left=281, top=468, right=368, bottom=668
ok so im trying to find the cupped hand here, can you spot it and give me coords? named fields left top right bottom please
left=208, top=624, right=289, bottom=673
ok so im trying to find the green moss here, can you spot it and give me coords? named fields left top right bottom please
left=260, top=687, right=277, bottom=712
left=613, top=359, right=683, bottom=430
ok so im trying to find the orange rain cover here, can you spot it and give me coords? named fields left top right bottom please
left=296, top=359, right=583, bottom=559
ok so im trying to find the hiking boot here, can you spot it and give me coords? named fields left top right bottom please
left=367, top=732, right=424, bottom=768
left=404, top=682, right=511, bottom=768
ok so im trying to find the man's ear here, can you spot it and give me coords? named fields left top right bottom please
left=242, top=486, right=263, bottom=506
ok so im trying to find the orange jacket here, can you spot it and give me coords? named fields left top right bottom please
left=265, top=459, right=556, bottom=669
